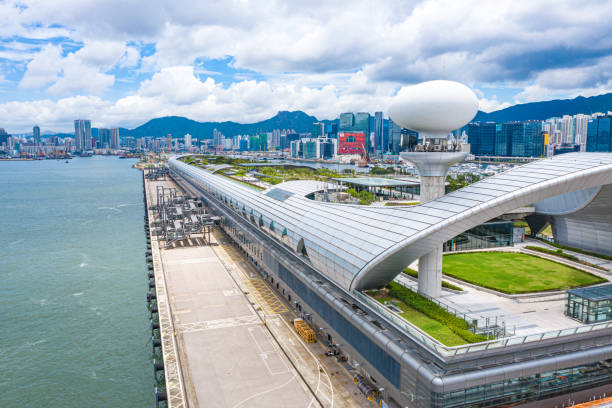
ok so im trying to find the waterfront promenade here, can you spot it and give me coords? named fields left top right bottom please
left=144, top=176, right=363, bottom=407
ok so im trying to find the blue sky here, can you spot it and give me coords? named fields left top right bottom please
left=1, top=0, right=612, bottom=132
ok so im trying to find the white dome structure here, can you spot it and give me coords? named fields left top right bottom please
left=388, top=80, right=479, bottom=139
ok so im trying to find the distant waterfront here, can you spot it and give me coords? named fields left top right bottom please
left=0, top=157, right=152, bottom=407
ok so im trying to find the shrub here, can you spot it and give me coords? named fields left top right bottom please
left=532, top=237, right=612, bottom=261
left=525, top=246, right=607, bottom=271
left=386, top=282, right=487, bottom=343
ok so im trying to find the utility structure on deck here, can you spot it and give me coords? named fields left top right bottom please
left=144, top=166, right=169, bottom=180
left=389, top=80, right=479, bottom=298
left=150, top=185, right=219, bottom=247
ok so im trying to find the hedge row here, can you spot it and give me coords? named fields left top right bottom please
left=533, top=237, right=612, bottom=261
left=525, top=246, right=607, bottom=271
left=403, top=268, right=464, bottom=291
left=386, top=282, right=487, bottom=343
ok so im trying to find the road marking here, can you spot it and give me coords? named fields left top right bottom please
left=166, top=257, right=216, bottom=265
left=175, top=315, right=260, bottom=333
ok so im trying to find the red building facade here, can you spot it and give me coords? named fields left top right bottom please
left=338, top=132, right=366, bottom=155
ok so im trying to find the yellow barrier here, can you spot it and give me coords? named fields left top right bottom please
left=294, top=318, right=316, bottom=343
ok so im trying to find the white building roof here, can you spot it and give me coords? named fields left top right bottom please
left=170, top=153, right=612, bottom=292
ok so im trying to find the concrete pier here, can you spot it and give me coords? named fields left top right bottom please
left=144, top=174, right=363, bottom=408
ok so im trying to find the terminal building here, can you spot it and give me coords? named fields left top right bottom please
left=169, top=151, right=612, bottom=408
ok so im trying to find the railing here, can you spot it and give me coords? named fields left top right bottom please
left=354, top=290, right=612, bottom=358
left=394, top=274, right=511, bottom=337
left=411, top=284, right=511, bottom=338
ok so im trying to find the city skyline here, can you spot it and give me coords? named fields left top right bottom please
left=1, top=0, right=612, bottom=132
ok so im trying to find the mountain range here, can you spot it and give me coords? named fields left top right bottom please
left=473, top=92, right=612, bottom=123
left=39, top=92, right=612, bottom=139
left=117, top=111, right=335, bottom=139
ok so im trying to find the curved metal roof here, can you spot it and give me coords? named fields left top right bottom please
left=169, top=153, right=612, bottom=292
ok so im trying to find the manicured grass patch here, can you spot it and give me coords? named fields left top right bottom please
left=532, top=237, right=612, bottom=261
left=525, top=246, right=607, bottom=271
left=403, top=268, right=463, bottom=291
left=385, top=282, right=487, bottom=344
left=374, top=296, right=467, bottom=346
left=442, top=252, right=606, bottom=294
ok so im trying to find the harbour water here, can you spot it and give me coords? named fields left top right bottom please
left=1, top=157, right=152, bottom=407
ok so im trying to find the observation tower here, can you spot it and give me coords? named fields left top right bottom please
left=389, top=80, right=479, bottom=298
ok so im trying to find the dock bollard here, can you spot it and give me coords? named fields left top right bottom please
left=153, top=359, right=164, bottom=375
left=155, top=387, right=167, bottom=407
left=152, top=337, right=161, bottom=349
left=151, top=320, right=159, bottom=330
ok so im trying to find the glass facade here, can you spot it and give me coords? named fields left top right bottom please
left=339, top=112, right=355, bottom=131
left=566, top=285, right=612, bottom=323
left=587, top=116, right=612, bottom=153
left=435, top=358, right=612, bottom=408
left=501, top=121, right=543, bottom=157
left=468, top=122, right=496, bottom=156
left=443, top=221, right=513, bottom=252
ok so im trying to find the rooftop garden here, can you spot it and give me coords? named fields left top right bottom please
left=367, top=282, right=487, bottom=346
left=441, top=252, right=606, bottom=294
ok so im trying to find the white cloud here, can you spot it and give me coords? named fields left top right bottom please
left=19, top=44, right=63, bottom=89
left=478, top=97, right=512, bottom=113
left=1, top=67, right=398, bottom=132
left=119, top=46, right=140, bottom=68
left=2, top=0, right=612, bottom=131
left=18, top=40, right=132, bottom=95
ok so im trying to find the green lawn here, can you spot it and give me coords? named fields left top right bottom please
left=375, top=297, right=467, bottom=346
left=442, top=252, right=606, bottom=294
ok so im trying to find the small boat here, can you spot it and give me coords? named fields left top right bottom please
left=65, top=160, right=69, bottom=163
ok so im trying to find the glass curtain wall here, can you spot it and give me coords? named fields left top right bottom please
left=443, top=221, right=513, bottom=252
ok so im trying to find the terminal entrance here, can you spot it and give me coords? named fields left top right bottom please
left=566, top=284, right=612, bottom=323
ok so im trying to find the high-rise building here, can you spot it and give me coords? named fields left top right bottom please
left=354, top=112, right=371, bottom=150
left=184, top=133, right=192, bottom=150
left=586, top=116, right=612, bottom=152
left=501, top=121, right=543, bottom=157
left=290, top=138, right=336, bottom=159
left=312, top=122, right=325, bottom=139
left=494, top=123, right=509, bottom=156
left=574, top=114, right=590, bottom=147
left=110, top=128, right=120, bottom=149
left=374, top=112, right=385, bottom=152
left=239, top=139, right=249, bottom=151
left=74, top=119, right=92, bottom=151
left=467, top=122, right=496, bottom=156
left=0, top=128, right=9, bottom=148
left=98, top=128, right=111, bottom=148
left=389, top=119, right=402, bottom=153
left=213, top=129, right=224, bottom=151
left=259, top=133, right=268, bottom=151
left=339, top=113, right=354, bottom=131
left=327, top=123, right=338, bottom=139
left=33, top=125, right=40, bottom=145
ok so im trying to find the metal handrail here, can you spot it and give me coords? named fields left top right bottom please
left=354, top=290, right=612, bottom=357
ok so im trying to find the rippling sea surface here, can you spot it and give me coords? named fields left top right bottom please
left=1, top=157, right=152, bottom=407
